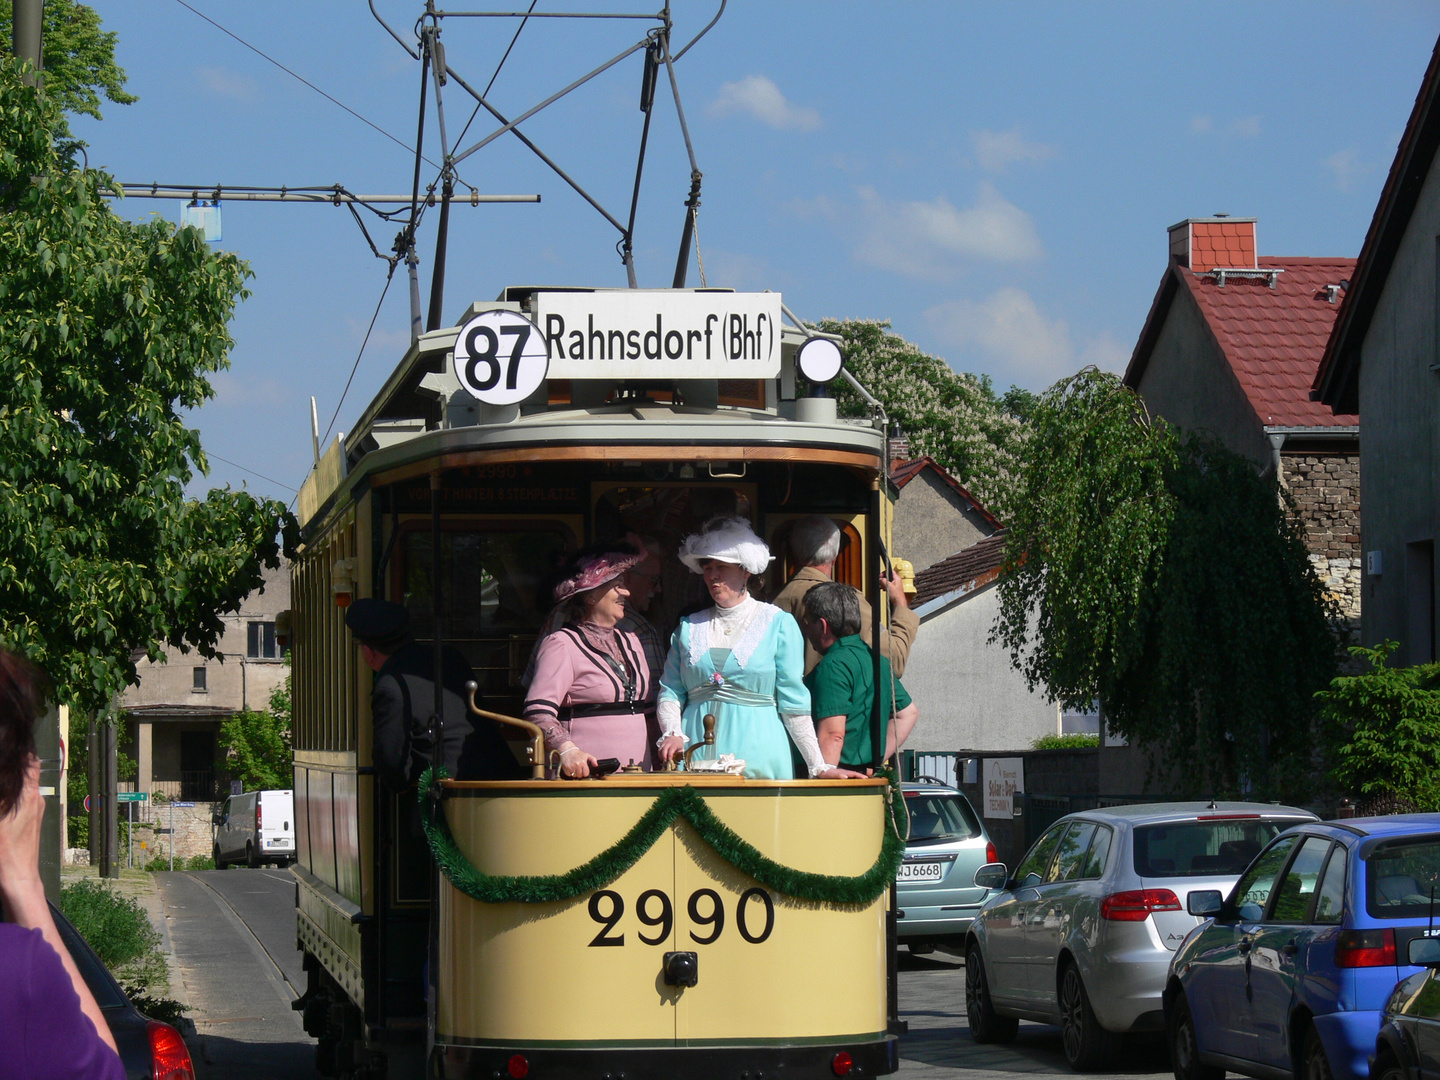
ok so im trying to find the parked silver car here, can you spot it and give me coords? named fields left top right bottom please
left=896, top=781, right=997, bottom=952
left=964, top=802, right=1317, bottom=1071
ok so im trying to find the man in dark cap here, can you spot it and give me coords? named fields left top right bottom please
left=345, top=598, right=522, bottom=790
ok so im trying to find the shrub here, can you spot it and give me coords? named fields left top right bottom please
left=1318, top=641, right=1440, bottom=809
left=183, top=853, right=215, bottom=871
left=1032, top=733, right=1100, bottom=750
left=59, top=879, right=166, bottom=994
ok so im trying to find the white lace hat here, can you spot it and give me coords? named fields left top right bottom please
left=677, top=516, right=774, bottom=575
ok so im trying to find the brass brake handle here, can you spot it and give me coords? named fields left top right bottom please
left=680, top=713, right=718, bottom=769
left=465, top=681, right=546, bottom=780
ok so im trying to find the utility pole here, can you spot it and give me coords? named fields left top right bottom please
left=11, top=0, right=42, bottom=87
left=12, top=0, right=62, bottom=897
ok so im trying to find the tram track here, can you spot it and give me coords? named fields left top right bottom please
left=184, top=869, right=302, bottom=1007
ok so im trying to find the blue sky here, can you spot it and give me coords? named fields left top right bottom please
left=70, top=2, right=1440, bottom=505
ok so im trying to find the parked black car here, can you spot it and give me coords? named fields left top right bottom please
left=49, top=900, right=196, bottom=1080
left=1374, top=935, right=1440, bottom=1080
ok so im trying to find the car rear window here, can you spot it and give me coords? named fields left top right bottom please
left=1365, top=837, right=1440, bottom=920
left=1132, top=818, right=1299, bottom=878
left=904, top=791, right=981, bottom=842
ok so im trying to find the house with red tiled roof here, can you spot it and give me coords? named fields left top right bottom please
left=1124, top=217, right=1360, bottom=621
left=888, top=455, right=1002, bottom=574
left=1314, top=34, right=1440, bottom=665
left=887, top=470, right=1061, bottom=753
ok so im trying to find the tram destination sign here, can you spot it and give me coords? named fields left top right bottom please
left=533, top=289, right=782, bottom=381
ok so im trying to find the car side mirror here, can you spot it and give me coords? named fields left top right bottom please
left=1409, top=937, right=1440, bottom=966
left=211, top=811, right=223, bottom=825
left=1188, top=890, right=1224, bottom=917
left=974, top=862, right=1008, bottom=890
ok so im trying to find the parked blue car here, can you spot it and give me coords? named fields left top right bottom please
left=1164, top=814, right=1440, bottom=1080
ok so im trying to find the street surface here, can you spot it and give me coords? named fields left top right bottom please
left=154, top=870, right=1179, bottom=1080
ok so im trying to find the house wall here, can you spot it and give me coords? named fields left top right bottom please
left=1133, top=284, right=1273, bottom=469
left=1357, top=147, right=1440, bottom=665
left=1282, top=451, right=1362, bottom=622
left=892, top=471, right=992, bottom=573
left=121, top=563, right=292, bottom=714
left=902, top=583, right=1058, bottom=752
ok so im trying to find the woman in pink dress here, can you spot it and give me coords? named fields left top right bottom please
left=524, top=546, right=685, bottom=778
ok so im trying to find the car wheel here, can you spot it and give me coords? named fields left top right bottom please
left=1303, top=1026, right=1334, bottom=1080
left=213, top=843, right=226, bottom=870
left=1373, top=1054, right=1406, bottom=1080
left=1059, top=962, right=1118, bottom=1071
left=965, top=945, right=1018, bottom=1044
left=246, top=841, right=258, bottom=869
left=1167, top=991, right=1224, bottom=1080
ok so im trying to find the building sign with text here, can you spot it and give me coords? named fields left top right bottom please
left=983, top=757, right=1024, bottom=819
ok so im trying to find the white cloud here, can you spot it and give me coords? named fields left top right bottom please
left=973, top=128, right=1057, bottom=173
left=925, top=289, right=1129, bottom=389
left=1191, top=115, right=1213, bottom=134
left=1230, top=115, right=1262, bottom=138
left=1326, top=147, right=1376, bottom=194
left=196, top=66, right=259, bottom=104
left=852, top=182, right=1043, bottom=277
left=697, top=250, right=779, bottom=291
left=709, top=75, right=820, bottom=131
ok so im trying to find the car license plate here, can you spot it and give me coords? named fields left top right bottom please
left=898, top=861, right=945, bottom=883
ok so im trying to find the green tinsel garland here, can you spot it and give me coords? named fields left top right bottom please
left=418, top=768, right=908, bottom=906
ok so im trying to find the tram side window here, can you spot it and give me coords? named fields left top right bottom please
left=401, top=528, right=572, bottom=694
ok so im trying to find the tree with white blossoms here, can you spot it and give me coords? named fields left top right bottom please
left=813, top=319, right=1029, bottom=520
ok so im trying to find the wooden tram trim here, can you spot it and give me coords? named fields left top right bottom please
left=369, top=444, right=881, bottom=488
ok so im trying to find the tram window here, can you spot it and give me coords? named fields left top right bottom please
left=399, top=527, right=572, bottom=690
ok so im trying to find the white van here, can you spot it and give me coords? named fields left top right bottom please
left=212, top=789, right=295, bottom=868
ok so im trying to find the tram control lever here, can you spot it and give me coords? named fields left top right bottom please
left=663, top=951, right=699, bottom=988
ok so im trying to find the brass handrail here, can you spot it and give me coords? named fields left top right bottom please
left=465, top=681, right=546, bottom=780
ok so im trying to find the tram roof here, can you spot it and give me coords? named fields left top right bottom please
left=296, top=290, right=886, bottom=529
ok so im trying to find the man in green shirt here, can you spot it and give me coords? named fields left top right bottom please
left=800, top=582, right=920, bottom=773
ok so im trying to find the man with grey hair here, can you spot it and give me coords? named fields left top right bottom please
left=800, top=581, right=919, bottom=772
left=772, top=515, right=918, bottom=676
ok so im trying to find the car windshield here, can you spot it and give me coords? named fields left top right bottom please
left=1365, top=837, right=1440, bottom=919
left=904, top=792, right=981, bottom=842
left=1132, top=818, right=1298, bottom=877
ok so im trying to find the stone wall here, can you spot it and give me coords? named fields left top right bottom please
left=1282, top=451, right=1361, bottom=622
left=128, top=801, right=222, bottom=864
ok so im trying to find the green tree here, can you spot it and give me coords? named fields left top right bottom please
left=1319, top=642, right=1440, bottom=809
left=995, top=370, right=1339, bottom=800
left=815, top=319, right=1030, bottom=519
left=218, top=667, right=293, bottom=791
left=0, top=0, right=136, bottom=130
left=0, top=58, right=297, bottom=718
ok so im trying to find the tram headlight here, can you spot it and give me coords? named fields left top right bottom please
left=662, top=950, right=699, bottom=987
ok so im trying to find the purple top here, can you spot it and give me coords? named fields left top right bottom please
left=0, top=922, right=127, bottom=1080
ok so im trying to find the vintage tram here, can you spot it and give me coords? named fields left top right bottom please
left=288, top=286, right=908, bottom=1079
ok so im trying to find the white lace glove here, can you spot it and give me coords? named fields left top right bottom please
left=781, top=712, right=830, bottom=777
left=656, top=698, right=688, bottom=745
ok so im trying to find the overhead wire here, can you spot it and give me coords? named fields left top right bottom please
left=202, top=453, right=299, bottom=493
left=172, top=0, right=439, bottom=168
left=322, top=261, right=401, bottom=449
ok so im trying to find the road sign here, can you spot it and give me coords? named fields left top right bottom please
left=83, top=795, right=92, bottom=813
left=174, top=802, right=196, bottom=808
left=117, top=792, right=148, bottom=803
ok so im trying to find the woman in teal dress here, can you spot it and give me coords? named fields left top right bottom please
left=655, top=516, right=862, bottom=780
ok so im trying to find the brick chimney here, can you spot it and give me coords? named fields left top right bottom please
left=1168, top=216, right=1257, bottom=271
left=888, top=422, right=911, bottom=464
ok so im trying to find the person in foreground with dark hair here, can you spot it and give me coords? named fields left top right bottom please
left=0, top=650, right=126, bottom=1078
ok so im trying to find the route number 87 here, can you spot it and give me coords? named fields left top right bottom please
left=587, top=887, right=775, bottom=947
left=451, top=309, right=549, bottom=406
